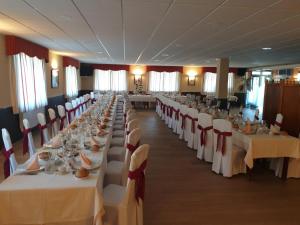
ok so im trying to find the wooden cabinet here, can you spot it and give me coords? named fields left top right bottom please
left=263, top=81, right=300, bottom=137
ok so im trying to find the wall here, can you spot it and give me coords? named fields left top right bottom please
left=0, top=34, right=12, bottom=108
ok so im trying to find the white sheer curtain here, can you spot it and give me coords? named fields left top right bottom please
left=94, top=69, right=127, bottom=91
left=203, top=72, right=217, bottom=94
left=65, top=65, right=78, bottom=98
left=228, top=72, right=234, bottom=95
left=149, top=71, right=179, bottom=92
left=13, top=53, right=48, bottom=112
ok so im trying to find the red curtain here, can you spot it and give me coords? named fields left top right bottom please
left=202, top=67, right=238, bottom=73
left=5, top=35, right=49, bottom=62
left=63, top=56, right=80, bottom=69
left=93, top=64, right=130, bottom=71
left=146, top=65, right=183, bottom=73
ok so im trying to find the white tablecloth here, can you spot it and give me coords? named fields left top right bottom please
left=232, top=130, right=300, bottom=168
left=128, top=95, right=156, bottom=102
left=0, top=99, right=117, bottom=225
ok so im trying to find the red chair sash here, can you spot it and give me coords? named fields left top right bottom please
left=66, top=109, right=75, bottom=123
left=254, top=115, right=259, bottom=121
left=274, top=121, right=282, bottom=127
left=198, top=125, right=213, bottom=147
left=185, top=115, right=198, bottom=133
left=213, top=129, right=232, bottom=155
left=127, top=141, right=140, bottom=153
left=128, top=160, right=147, bottom=202
left=38, top=124, right=47, bottom=146
left=22, top=128, right=31, bottom=155
left=3, top=147, right=14, bottom=178
left=174, top=109, right=179, bottom=120
left=60, top=116, right=66, bottom=130
left=180, top=113, right=186, bottom=129
left=169, top=107, right=174, bottom=118
left=49, top=118, right=56, bottom=125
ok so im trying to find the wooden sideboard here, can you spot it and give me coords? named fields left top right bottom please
left=263, top=80, right=300, bottom=137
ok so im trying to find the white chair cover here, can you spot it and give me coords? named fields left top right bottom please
left=172, top=102, right=180, bottom=134
left=186, top=107, right=198, bottom=149
left=196, top=113, right=214, bottom=162
left=65, top=102, right=75, bottom=123
left=275, top=113, right=283, bottom=130
left=211, top=119, right=246, bottom=177
left=2, top=128, right=18, bottom=175
left=23, top=118, right=36, bottom=157
left=72, top=99, right=80, bottom=118
left=48, top=108, right=59, bottom=137
left=178, top=104, right=187, bottom=140
left=103, top=144, right=150, bottom=225
left=167, top=100, right=173, bottom=129
left=57, top=105, right=68, bottom=129
left=37, top=113, right=50, bottom=145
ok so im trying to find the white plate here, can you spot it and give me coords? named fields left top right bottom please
left=14, top=166, right=45, bottom=175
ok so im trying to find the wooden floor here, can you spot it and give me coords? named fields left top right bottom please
left=139, top=110, right=300, bottom=225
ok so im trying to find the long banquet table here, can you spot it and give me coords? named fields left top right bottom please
left=0, top=96, right=118, bottom=225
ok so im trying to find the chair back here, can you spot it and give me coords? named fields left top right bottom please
left=275, top=113, right=283, bottom=130
left=65, top=102, right=75, bottom=123
left=197, top=113, right=213, bottom=161
left=212, top=119, right=233, bottom=177
left=23, top=118, right=36, bottom=157
left=2, top=128, right=18, bottom=175
left=37, top=113, right=50, bottom=144
left=48, top=108, right=58, bottom=137
left=71, top=100, right=79, bottom=118
left=124, top=128, right=142, bottom=178
left=124, top=144, right=150, bottom=225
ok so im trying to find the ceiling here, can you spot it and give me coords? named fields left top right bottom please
left=0, top=0, right=300, bottom=67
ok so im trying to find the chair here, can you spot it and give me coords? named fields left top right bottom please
left=178, top=104, right=187, bottom=140
left=274, top=113, right=283, bottom=130
left=109, top=119, right=140, bottom=162
left=57, top=105, right=68, bottom=130
left=172, top=101, right=180, bottom=134
left=23, top=119, right=36, bottom=157
left=2, top=128, right=18, bottom=178
left=105, top=128, right=142, bottom=186
left=111, top=117, right=139, bottom=147
left=113, top=111, right=136, bottom=132
left=72, top=99, right=80, bottom=118
left=48, top=108, right=59, bottom=137
left=65, top=102, right=75, bottom=123
left=211, top=119, right=246, bottom=177
left=167, top=100, right=173, bottom=129
left=37, top=113, right=50, bottom=146
left=76, top=98, right=82, bottom=115
left=186, top=107, right=198, bottom=149
left=103, top=144, right=150, bottom=225
left=196, top=113, right=214, bottom=162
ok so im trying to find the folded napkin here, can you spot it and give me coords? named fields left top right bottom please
left=80, top=152, right=92, bottom=169
left=50, top=136, right=62, bottom=148
left=91, top=136, right=100, bottom=146
left=26, top=155, right=40, bottom=171
left=269, top=124, right=280, bottom=135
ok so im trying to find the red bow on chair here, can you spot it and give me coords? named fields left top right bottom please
left=22, top=128, right=31, bottom=155
left=274, top=121, right=282, bottom=128
left=65, top=109, right=75, bottom=123
left=180, top=113, right=186, bottom=129
left=3, top=148, right=14, bottom=178
left=128, top=160, right=147, bottom=202
left=60, top=116, right=66, bottom=130
left=198, top=125, right=213, bottom=147
left=127, top=141, right=140, bottom=154
left=186, top=115, right=198, bottom=133
left=174, top=109, right=179, bottom=120
left=213, top=129, right=232, bottom=155
left=38, top=124, right=47, bottom=146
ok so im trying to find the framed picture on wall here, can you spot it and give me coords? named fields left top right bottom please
left=51, top=69, right=59, bottom=88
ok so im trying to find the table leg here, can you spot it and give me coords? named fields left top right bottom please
left=281, top=157, right=289, bottom=180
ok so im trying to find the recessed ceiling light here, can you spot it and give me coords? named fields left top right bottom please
left=96, top=51, right=103, bottom=54
left=162, top=54, right=169, bottom=57
left=262, top=47, right=272, bottom=50
left=154, top=59, right=160, bottom=62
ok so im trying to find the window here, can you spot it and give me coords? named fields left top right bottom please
left=94, top=70, right=127, bottom=91
left=203, top=72, right=216, bottom=94
left=65, top=65, right=78, bottom=98
left=13, top=53, right=48, bottom=112
left=228, top=72, right=234, bottom=95
left=149, top=71, right=179, bottom=92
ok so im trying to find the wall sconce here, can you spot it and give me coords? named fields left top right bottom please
left=133, top=68, right=143, bottom=85
left=187, top=70, right=197, bottom=86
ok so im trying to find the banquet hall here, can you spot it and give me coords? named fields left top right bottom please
left=0, top=0, right=300, bottom=225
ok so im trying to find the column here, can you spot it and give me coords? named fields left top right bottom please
left=216, top=58, right=229, bottom=108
